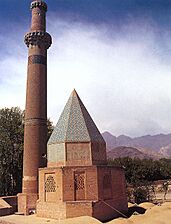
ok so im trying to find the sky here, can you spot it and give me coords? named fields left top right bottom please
left=0, top=0, right=171, bottom=137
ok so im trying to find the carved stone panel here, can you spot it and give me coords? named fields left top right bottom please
left=66, top=143, right=90, bottom=162
left=44, top=174, right=56, bottom=202
left=45, top=175, right=56, bottom=192
left=74, top=171, right=86, bottom=201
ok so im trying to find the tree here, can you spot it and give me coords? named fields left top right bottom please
left=47, top=118, right=54, bottom=141
left=163, top=181, right=169, bottom=200
left=133, top=186, right=148, bottom=204
left=109, top=157, right=171, bottom=203
left=108, top=157, right=171, bottom=185
left=0, top=107, right=24, bottom=196
left=0, top=107, right=54, bottom=196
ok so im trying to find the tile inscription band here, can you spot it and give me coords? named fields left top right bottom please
left=28, top=55, right=47, bottom=65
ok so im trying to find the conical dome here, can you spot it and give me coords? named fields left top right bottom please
left=47, top=90, right=107, bottom=167
left=48, top=89, right=105, bottom=144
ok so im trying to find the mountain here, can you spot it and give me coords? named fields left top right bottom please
left=102, top=131, right=117, bottom=151
left=107, top=146, right=148, bottom=159
left=137, top=147, right=163, bottom=160
left=159, top=144, right=171, bottom=158
left=102, top=131, right=171, bottom=152
left=107, top=146, right=163, bottom=160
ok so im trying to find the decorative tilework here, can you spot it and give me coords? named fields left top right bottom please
left=48, top=90, right=105, bottom=144
left=28, top=55, right=46, bottom=65
left=47, top=143, right=65, bottom=162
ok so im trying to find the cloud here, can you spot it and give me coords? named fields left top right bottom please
left=0, top=26, right=27, bottom=109
left=1, top=16, right=171, bottom=137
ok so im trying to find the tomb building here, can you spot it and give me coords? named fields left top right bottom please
left=37, top=90, right=128, bottom=221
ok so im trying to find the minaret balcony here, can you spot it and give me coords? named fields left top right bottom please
left=31, top=1, right=47, bottom=12
left=24, top=31, right=52, bottom=49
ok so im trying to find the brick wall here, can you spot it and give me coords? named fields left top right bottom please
left=66, top=201, right=93, bottom=218
left=38, top=167, right=63, bottom=202
left=18, top=193, right=38, bottom=215
left=66, top=142, right=92, bottom=166
left=63, top=166, right=98, bottom=201
left=37, top=201, right=66, bottom=219
left=91, top=142, right=107, bottom=165
left=47, top=141, right=108, bottom=168
left=37, top=165, right=128, bottom=221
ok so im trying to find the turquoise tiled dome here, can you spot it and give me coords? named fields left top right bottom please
left=48, top=89, right=105, bottom=144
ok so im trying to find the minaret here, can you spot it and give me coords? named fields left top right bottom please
left=18, top=0, right=52, bottom=215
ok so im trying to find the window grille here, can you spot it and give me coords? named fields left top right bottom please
left=45, top=175, right=56, bottom=192
left=74, top=173, right=85, bottom=190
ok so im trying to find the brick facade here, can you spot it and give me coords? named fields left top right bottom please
left=39, top=90, right=128, bottom=221
left=37, top=166, right=128, bottom=221
left=18, top=0, right=51, bottom=215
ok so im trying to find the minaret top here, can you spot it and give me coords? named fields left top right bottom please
left=24, top=0, right=52, bottom=49
left=31, top=0, right=47, bottom=12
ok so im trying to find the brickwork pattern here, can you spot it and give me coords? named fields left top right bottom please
left=18, top=0, right=52, bottom=215
left=37, top=166, right=128, bottom=221
left=103, top=174, right=111, bottom=189
left=74, top=173, right=85, bottom=190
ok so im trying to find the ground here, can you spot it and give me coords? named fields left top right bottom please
left=0, top=215, right=101, bottom=224
left=0, top=202, right=171, bottom=224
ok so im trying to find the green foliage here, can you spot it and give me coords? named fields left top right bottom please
left=108, top=157, right=171, bottom=186
left=0, top=107, right=54, bottom=196
left=0, top=107, right=24, bottom=196
left=47, top=118, right=54, bottom=141
left=162, top=181, right=169, bottom=200
left=109, top=157, right=171, bottom=203
left=133, top=187, right=148, bottom=204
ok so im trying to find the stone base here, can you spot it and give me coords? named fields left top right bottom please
left=37, top=165, right=128, bottom=221
left=17, top=193, right=38, bottom=215
left=37, top=201, right=92, bottom=220
left=37, top=200, right=128, bottom=221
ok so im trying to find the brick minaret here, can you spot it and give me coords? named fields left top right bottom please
left=18, top=0, right=52, bottom=215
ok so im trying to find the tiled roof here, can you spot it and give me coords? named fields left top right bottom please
left=48, top=89, right=105, bottom=144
